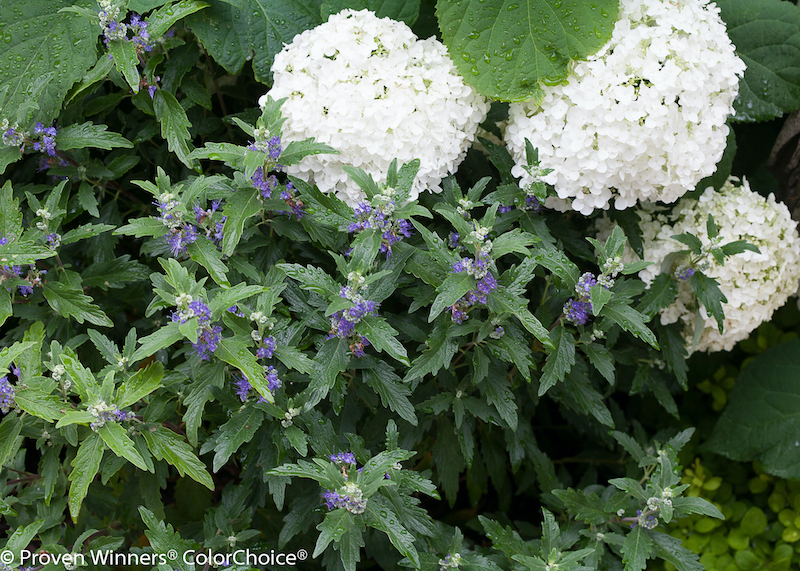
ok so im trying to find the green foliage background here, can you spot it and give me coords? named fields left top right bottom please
left=0, top=0, right=800, bottom=570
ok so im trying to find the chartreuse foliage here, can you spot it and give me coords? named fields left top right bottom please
left=0, top=1, right=798, bottom=571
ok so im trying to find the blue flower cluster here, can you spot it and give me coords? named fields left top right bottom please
left=279, top=182, right=305, bottom=219
left=155, top=194, right=225, bottom=257
left=2, top=263, right=47, bottom=297
left=348, top=191, right=412, bottom=258
left=329, top=283, right=378, bottom=357
left=1, top=119, right=62, bottom=165
left=322, top=481, right=367, bottom=514
left=232, top=367, right=281, bottom=402
left=563, top=271, right=613, bottom=326
left=98, top=1, right=154, bottom=52
left=87, top=400, right=136, bottom=431
left=448, top=252, right=498, bottom=324
left=256, top=335, right=276, bottom=360
left=171, top=297, right=222, bottom=361
left=329, top=451, right=357, bottom=465
left=0, top=376, right=16, bottom=414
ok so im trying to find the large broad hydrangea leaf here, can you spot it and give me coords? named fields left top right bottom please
left=706, top=340, right=800, bottom=478
left=435, top=0, right=618, bottom=102
left=0, top=0, right=97, bottom=124
left=321, top=0, right=420, bottom=26
left=718, top=0, right=800, bottom=122
left=186, top=0, right=323, bottom=85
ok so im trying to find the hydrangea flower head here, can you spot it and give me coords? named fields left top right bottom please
left=505, top=0, right=745, bottom=214
left=262, top=9, right=489, bottom=205
left=597, top=177, right=800, bottom=352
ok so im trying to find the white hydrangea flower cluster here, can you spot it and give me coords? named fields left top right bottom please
left=598, top=178, right=800, bottom=353
left=505, top=0, right=745, bottom=215
left=262, top=9, right=489, bottom=205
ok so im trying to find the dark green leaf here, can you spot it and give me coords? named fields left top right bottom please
left=538, top=326, right=575, bottom=396
left=690, top=271, right=727, bottom=333
left=322, top=0, right=420, bottom=25
left=131, top=322, right=183, bottom=362
left=584, top=342, right=614, bottom=384
left=68, top=432, right=104, bottom=522
left=487, top=288, right=553, bottom=348
left=0, top=0, right=96, bottom=123
left=109, top=39, right=141, bottom=93
left=600, top=300, right=659, bottom=349
left=706, top=339, right=800, bottom=478
left=55, top=122, right=133, bottom=150
left=187, top=238, right=229, bottom=286
left=207, top=406, right=264, bottom=472
left=650, top=532, right=703, bottom=571
left=215, top=337, right=275, bottom=403
left=142, top=426, right=214, bottom=489
left=186, top=0, right=322, bottom=84
left=43, top=281, right=112, bottom=327
left=670, top=232, right=703, bottom=255
left=636, top=274, right=678, bottom=319
left=435, top=0, right=619, bottom=101
left=146, top=0, right=210, bottom=38
left=621, top=524, right=653, bottom=571
left=221, top=188, right=263, bottom=256
left=306, top=337, right=349, bottom=408
left=719, top=0, right=800, bottom=122
left=12, top=387, right=62, bottom=422
left=153, top=89, right=196, bottom=168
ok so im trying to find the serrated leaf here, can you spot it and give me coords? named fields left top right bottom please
left=186, top=0, right=322, bottom=84
left=590, top=284, right=612, bottom=316
left=61, top=223, right=115, bottom=245
left=214, top=337, right=275, bottom=403
left=221, top=188, right=263, bottom=256
left=486, top=288, right=553, bottom=348
left=55, top=122, right=133, bottom=150
left=208, top=406, right=264, bottom=472
left=0, top=238, right=57, bottom=265
left=82, top=255, right=151, bottom=290
left=600, top=300, right=659, bottom=349
left=551, top=488, right=608, bottom=525
left=116, top=362, right=163, bottom=408
left=279, top=262, right=340, bottom=297
left=305, top=336, right=349, bottom=408
left=364, top=496, right=419, bottom=567
left=584, top=342, right=614, bottom=384
left=0, top=413, right=22, bottom=467
left=187, top=238, right=229, bottom=286
left=621, top=525, right=653, bottom=571
left=435, top=0, right=619, bottom=101
left=532, top=244, right=580, bottom=289
left=68, top=432, right=104, bottom=522
left=142, top=425, right=214, bottom=489
left=689, top=271, right=727, bottom=333
left=114, top=217, right=168, bottom=238
left=670, top=232, right=703, bottom=255
left=12, top=387, right=62, bottom=422
left=280, top=138, right=339, bottom=166
left=98, top=422, right=149, bottom=471
left=109, top=39, right=141, bottom=93
left=363, top=365, right=417, bottom=425
left=650, top=532, right=703, bottom=571
left=636, top=273, right=678, bottom=319
left=359, top=316, right=409, bottom=365
left=429, top=272, right=475, bottom=322
left=719, top=0, right=800, bottom=122
left=43, top=281, right=112, bottom=327
left=274, top=345, right=315, bottom=375
left=538, top=326, right=575, bottom=396
left=147, top=0, right=209, bottom=38
left=4, top=520, right=46, bottom=563
left=153, top=89, right=195, bottom=168
left=0, top=0, right=96, bottom=124
left=404, top=320, right=458, bottom=382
